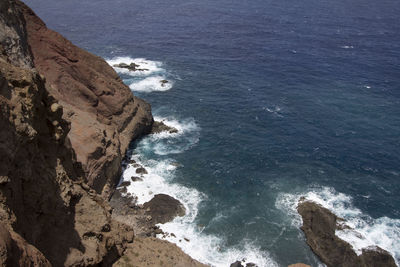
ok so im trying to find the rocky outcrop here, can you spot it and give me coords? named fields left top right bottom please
left=0, top=1, right=140, bottom=265
left=17, top=0, right=153, bottom=199
left=297, top=201, right=396, bottom=267
left=151, top=120, right=178, bottom=134
left=0, top=55, right=135, bottom=266
left=143, top=194, right=186, bottom=224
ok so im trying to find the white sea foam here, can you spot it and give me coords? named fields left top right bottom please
left=136, top=116, right=200, bottom=155
left=106, top=56, right=165, bottom=76
left=120, top=155, right=278, bottom=267
left=340, top=45, right=354, bottom=49
left=128, top=75, right=173, bottom=92
left=118, top=114, right=277, bottom=266
left=275, top=186, right=400, bottom=266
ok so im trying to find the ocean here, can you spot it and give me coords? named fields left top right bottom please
left=25, top=0, right=400, bottom=266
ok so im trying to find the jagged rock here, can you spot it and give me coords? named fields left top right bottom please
left=297, top=201, right=396, bottom=267
left=18, top=0, right=153, bottom=199
left=151, top=120, right=178, bottom=134
left=143, top=194, right=186, bottom=224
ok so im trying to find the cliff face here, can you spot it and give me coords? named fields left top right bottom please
left=0, top=0, right=154, bottom=265
left=17, top=1, right=153, bottom=198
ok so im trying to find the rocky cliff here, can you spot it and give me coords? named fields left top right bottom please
left=0, top=0, right=154, bottom=265
left=17, top=1, right=153, bottom=199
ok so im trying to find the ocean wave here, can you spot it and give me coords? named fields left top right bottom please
left=275, top=186, right=400, bottom=265
left=106, top=56, right=165, bottom=76
left=136, top=116, right=200, bottom=155
left=120, top=155, right=278, bottom=267
left=129, top=75, right=173, bottom=92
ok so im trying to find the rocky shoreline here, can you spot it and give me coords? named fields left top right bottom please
left=0, top=1, right=397, bottom=266
left=0, top=0, right=201, bottom=266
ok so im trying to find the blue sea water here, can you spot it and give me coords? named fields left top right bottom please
left=25, top=0, right=400, bottom=266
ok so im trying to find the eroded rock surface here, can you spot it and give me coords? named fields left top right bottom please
left=0, top=1, right=138, bottom=265
left=17, top=0, right=153, bottom=199
left=297, top=201, right=396, bottom=267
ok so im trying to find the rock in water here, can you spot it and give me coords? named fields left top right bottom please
left=143, top=194, right=186, bottom=224
left=151, top=120, right=179, bottom=134
left=230, top=261, right=244, bottom=267
left=297, top=201, right=396, bottom=267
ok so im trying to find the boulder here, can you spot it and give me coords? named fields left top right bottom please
left=143, top=194, right=186, bottom=224
left=136, top=167, right=148, bottom=174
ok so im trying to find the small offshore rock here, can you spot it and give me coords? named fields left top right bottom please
left=120, top=181, right=131, bottom=187
left=150, top=121, right=178, bottom=134
left=230, top=261, right=243, bottom=267
left=131, top=176, right=143, bottom=182
left=136, top=167, right=148, bottom=174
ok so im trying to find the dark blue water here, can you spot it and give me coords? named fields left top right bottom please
left=26, top=0, right=400, bottom=265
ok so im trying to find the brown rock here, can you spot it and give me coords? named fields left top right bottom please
left=131, top=176, right=143, bottom=182
left=0, top=223, right=51, bottom=266
left=18, top=0, right=153, bottom=199
left=136, top=167, right=148, bottom=174
left=288, top=264, right=311, bottom=267
left=113, top=237, right=207, bottom=267
left=297, top=201, right=396, bottom=267
left=0, top=2, right=136, bottom=266
left=230, top=261, right=243, bottom=267
left=143, top=194, right=186, bottom=224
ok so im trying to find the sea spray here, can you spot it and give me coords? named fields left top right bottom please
left=107, top=57, right=173, bottom=92
left=275, top=186, right=400, bottom=266
left=119, top=116, right=278, bottom=267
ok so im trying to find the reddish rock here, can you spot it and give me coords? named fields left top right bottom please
left=17, top=0, right=153, bottom=198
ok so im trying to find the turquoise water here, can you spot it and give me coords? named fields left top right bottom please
left=26, top=0, right=400, bottom=265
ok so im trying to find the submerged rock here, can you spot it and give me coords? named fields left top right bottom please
left=297, top=200, right=396, bottom=267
